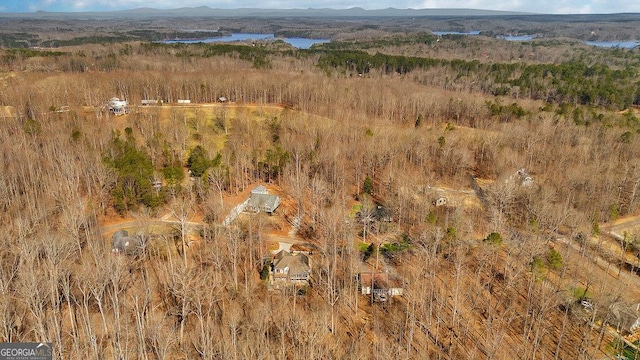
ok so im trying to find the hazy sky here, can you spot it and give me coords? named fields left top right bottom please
left=0, top=0, right=638, bottom=14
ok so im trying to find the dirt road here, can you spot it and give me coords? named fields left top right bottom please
left=602, top=215, right=640, bottom=240
left=99, top=218, right=205, bottom=237
left=554, top=236, right=640, bottom=290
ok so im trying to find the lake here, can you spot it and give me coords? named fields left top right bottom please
left=162, top=33, right=331, bottom=49
left=583, top=40, right=639, bottom=49
left=500, top=35, right=535, bottom=41
left=432, top=31, right=481, bottom=36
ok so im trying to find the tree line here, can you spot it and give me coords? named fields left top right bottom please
left=3, top=39, right=639, bottom=110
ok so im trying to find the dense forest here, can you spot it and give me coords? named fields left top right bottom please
left=2, top=16, right=640, bottom=359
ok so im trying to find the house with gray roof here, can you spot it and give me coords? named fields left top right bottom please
left=271, top=250, right=311, bottom=288
left=609, top=302, right=640, bottom=334
left=245, top=185, right=281, bottom=214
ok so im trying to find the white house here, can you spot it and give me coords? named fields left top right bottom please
left=108, top=97, right=129, bottom=115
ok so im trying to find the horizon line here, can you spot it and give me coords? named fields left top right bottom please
left=0, top=6, right=548, bottom=15
left=0, top=6, right=637, bottom=16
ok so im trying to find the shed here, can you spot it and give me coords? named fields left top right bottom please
left=434, top=197, right=447, bottom=207
left=141, top=99, right=161, bottom=106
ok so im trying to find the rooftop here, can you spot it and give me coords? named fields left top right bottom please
left=273, top=250, right=309, bottom=272
left=245, top=185, right=281, bottom=213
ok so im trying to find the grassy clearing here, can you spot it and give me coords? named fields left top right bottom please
left=129, top=103, right=288, bottom=158
left=350, top=203, right=362, bottom=218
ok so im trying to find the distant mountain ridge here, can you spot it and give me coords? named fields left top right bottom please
left=0, top=6, right=534, bottom=19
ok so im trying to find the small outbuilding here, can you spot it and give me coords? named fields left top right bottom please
left=434, top=197, right=447, bottom=207
left=141, top=99, right=162, bottom=106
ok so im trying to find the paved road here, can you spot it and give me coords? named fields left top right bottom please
left=267, top=235, right=310, bottom=253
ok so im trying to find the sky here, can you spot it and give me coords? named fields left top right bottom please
left=0, top=0, right=638, bottom=14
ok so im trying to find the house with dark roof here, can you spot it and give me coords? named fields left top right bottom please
left=359, top=271, right=403, bottom=302
left=111, top=229, right=143, bottom=255
left=271, top=250, right=311, bottom=288
left=609, top=302, right=640, bottom=334
left=245, top=185, right=281, bottom=214
left=375, top=204, right=394, bottom=223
